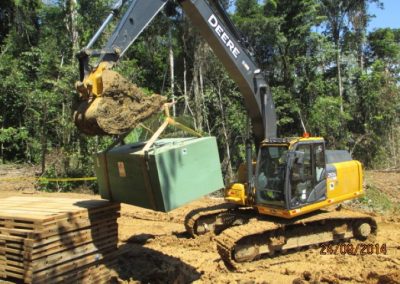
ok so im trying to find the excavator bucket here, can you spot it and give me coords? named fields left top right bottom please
left=74, top=70, right=166, bottom=135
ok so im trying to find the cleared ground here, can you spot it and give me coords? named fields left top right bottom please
left=0, top=165, right=399, bottom=283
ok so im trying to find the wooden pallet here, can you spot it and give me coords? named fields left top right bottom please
left=0, top=196, right=120, bottom=283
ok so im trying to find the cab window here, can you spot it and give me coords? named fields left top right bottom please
left=315, top=144, right=325, bottom=183
left=256, top=146, right=288, bottom=207
left=290, top=143, right=326, bottom=207
left=290, top=144, right=313, bottom=206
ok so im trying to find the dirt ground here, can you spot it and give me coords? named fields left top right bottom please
left=365, top=171, right=400, bottom=203
left=0, top=165, right=399, bottom=284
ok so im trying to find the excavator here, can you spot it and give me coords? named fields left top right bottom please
left=75, top=0, right=377, bottom=268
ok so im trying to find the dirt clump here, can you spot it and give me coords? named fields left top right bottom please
left=365, top=271, right=400, bottom=284
left=74, top=70, right=166, bottom=135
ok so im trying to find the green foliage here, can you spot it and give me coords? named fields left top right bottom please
left=236, top=0, right=261, bottom=17
left=0, top=127, right=29, bottom=161
left=368, top=28, right=400, bottom=62
left=0, top=0, right=398, bottom=190
left=309, top=96, right=351, bottom=148
left=350, top=60, right=400, bottom=167
left=37, top=165, right=97, bottom=193
left=270, top=86, right=299, bottom=133
left=359, top=184, right=398, bottom=212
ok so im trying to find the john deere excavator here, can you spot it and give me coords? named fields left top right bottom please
left=75, top=0, right=377, bottom=268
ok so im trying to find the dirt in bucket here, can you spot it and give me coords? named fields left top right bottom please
left=74, top=70, right=167, bottom=135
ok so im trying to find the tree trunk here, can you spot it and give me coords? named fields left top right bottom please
left=169, top=27, right=176, bottom=116
left=358, top=35, right=364, bottom=71
left=199, top=62, right=210, bottom=134
left=335, top=40, right=344, bottom=113
left=193, top=64, right=203, bottom=131
left=40, top=103, right=48, bottom=175
left=183, top=55, right=189, bottom=114
left=67, top=0, right=79, bottom=54
left=217, top=82, right=233, bottom=182
left=0, top=132, right=3, bottom=164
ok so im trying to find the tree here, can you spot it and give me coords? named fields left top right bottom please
left=0, top=0, right=14, bottom=45
left=367, top=28, right=400, bottom=67
left=349, top=28, right=400, bottom=168
left=318, top=0, right=382, bottom=113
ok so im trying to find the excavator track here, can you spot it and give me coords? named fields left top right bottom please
left=215, top=209, right=377, bottom=270
left=184, top=203, right=256, bottom=237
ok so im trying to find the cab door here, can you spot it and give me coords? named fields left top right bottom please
left=289, top=142, right=327, bottom=208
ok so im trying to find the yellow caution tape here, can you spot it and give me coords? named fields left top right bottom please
left=0, top=177, right=97, bottom=182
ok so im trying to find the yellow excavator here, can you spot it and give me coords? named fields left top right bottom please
left=75, top=0, right=376, bottom=268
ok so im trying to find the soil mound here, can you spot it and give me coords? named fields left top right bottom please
left=74, top=70, right=166, bottom=135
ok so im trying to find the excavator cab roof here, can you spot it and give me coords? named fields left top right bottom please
left=261, top=137, right=324, bottom=148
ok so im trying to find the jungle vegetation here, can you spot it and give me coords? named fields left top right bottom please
left=0, top=0, right=398, bottom=187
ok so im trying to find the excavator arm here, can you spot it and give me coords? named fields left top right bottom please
left=76, top=0, right=276, bottom=144
left=77, top=0, right=168, bottom=82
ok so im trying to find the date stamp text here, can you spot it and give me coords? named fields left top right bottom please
left=320, top=243, right=387, bottom=255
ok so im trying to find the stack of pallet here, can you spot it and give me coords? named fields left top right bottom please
left=0, top=196, right=120, bottom=283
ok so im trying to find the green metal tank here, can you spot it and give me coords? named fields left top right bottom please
left=94, top=137, right=224, bottom=212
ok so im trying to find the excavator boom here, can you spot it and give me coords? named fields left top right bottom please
left=75, top=0, right=276, bottom=144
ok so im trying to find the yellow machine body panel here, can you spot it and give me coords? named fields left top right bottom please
left=225, top=183, right=246, bottom=205
left=224, top=137, right=364, bottom=219
left=326, top=160, right=363, bottom=200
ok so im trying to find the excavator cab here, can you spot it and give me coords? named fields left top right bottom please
left=226, top=137, right=363, bottom=219
left=255, top=138, right=327, bottom=213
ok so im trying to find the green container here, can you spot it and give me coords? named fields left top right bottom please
left=94, top=137, right=224, bottom=212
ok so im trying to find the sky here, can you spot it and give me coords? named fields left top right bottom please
left=39, top=0, right=399, bottom=32
left=368, top=0, right=400, bottom=31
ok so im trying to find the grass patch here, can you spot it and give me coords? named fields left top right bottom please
left=359, top=184, right=397, bottom=212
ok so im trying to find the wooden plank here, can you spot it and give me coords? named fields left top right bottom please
left=0, top=213, right=119, bottom=240
left=25, top=218, right=118, bottom=249
left=0, top=197, right=120, bottom=283
left=0, top=197, right=119, bottom=223
left=0, top=197, right=117, bottom=209
left=0, top=213, right=119, bottom=237
left=31, top=261, right=115, bottom=284
left=25, top=248, right=117, bottom=281
left=27, top=238, right=117, bottom=272
left=0, top=196, right=111, bottom=206
left=1, top=258, right=24, bottom=269
left=0, top=227, right=31, bottom=238
left=0, top=241, right=117, bottom=281
left=26, top=228, right=118, bottom=260
left=0, top=207, right=120, bottom=230
left=0, top=224, right=118, bottom=262
left=1, top=270, right=23, bottom=280
left=35, top=257, right=116, bottom=283
left=2, top=262, right=25, bottom=274
left=1, top=248, right=24, bottom=259
left=29, top=214, right=119, bottom=240
left=0, top=246, right=24, bottom=256
left=1, top=246, right=117, bottom=282
left=26, top=231, right=118, bottom=262
left=0, top=233, right=26, bottom=243
left=0, top=242, right=24, bottom=251
left=0, top=203, right=119, bottom=219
